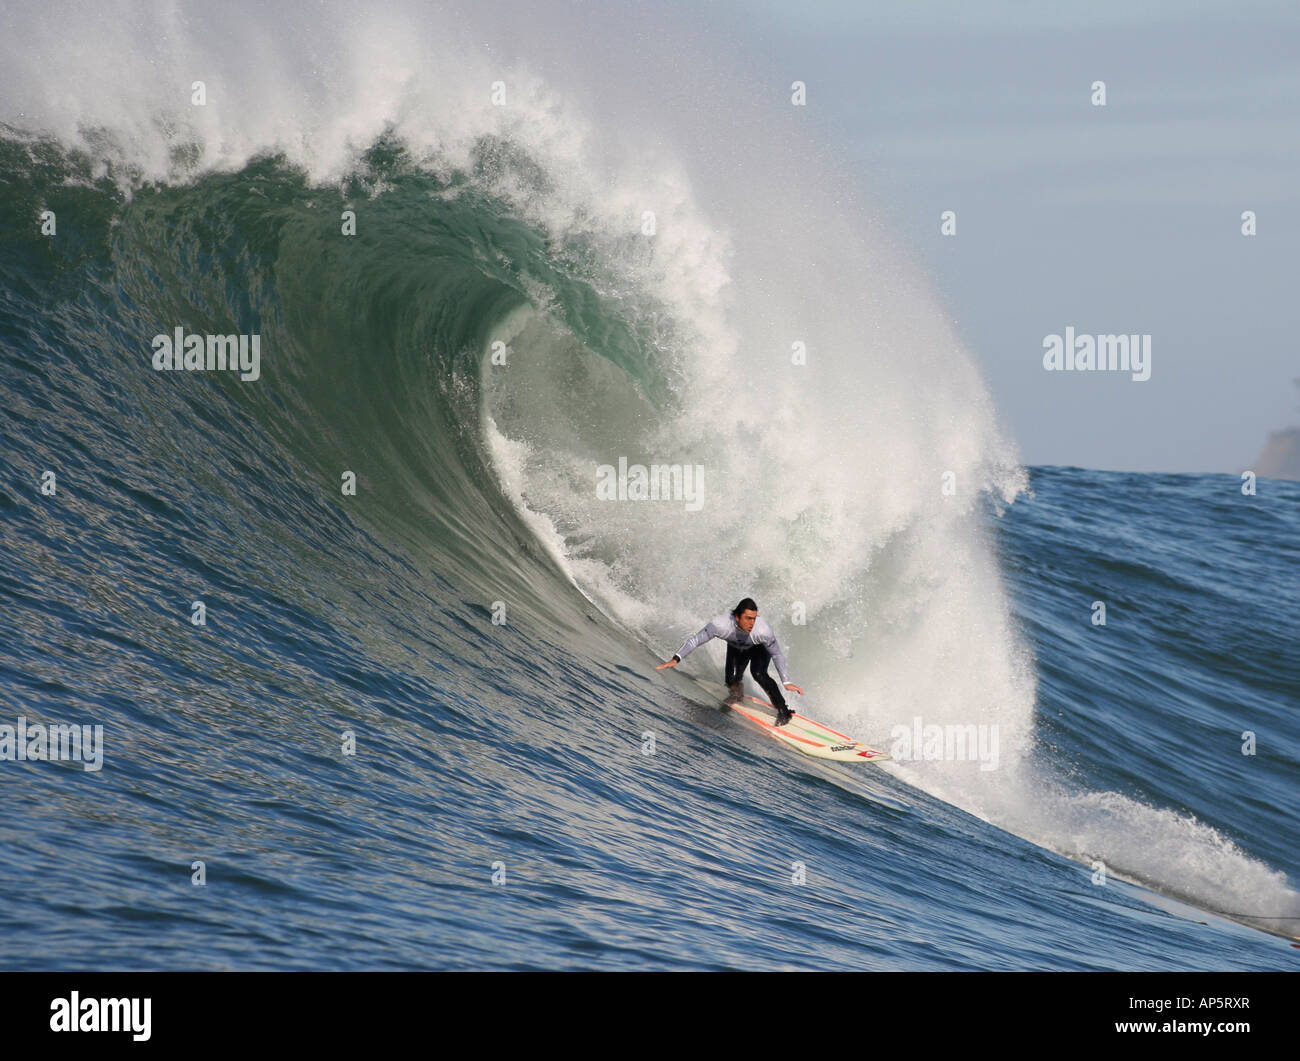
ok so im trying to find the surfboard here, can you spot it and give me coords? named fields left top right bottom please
left=713, top=686, right=891, bottom=764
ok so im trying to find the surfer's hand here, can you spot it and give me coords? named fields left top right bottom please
left=784, top=682, right=804, bottom=695
left=656, top=658, right=678, bottom=670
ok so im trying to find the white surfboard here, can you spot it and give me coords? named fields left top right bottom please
left=702, top=682, right=890, bottom=763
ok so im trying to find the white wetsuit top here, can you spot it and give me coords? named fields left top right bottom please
left=675, top=612, right=791, bottom=684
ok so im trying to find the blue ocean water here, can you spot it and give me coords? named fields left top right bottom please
left=0, top=4, right=1297, bottom=971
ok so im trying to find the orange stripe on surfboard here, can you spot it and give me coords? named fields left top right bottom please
left=729, top=705, right=836, bottom=749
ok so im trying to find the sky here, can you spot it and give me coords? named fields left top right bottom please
left=716, top=0, right=1300, bottom=472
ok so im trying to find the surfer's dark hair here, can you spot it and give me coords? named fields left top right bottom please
left=733, top=597, right=758, bottom=616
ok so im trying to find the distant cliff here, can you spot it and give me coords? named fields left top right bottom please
left=1255, top=427, right=1300, bottom=481
left=1253, top=379, right=1300, bottom=481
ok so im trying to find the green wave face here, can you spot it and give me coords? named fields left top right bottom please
left=1, top=133, right=679, bottom=633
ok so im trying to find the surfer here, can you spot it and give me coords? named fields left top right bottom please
left=657, top=598, right=804, bottom=725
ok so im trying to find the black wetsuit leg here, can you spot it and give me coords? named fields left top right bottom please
left=724, top=643, right=748, bottom=687
left=748, top=646, right=787, bottom=710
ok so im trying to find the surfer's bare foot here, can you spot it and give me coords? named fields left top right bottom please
left=774, top=705, right=793, bottom=726
left=725, top=682, right=743, bottom=705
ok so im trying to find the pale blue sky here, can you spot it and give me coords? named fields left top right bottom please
left=717, top=0, right=1300, bottom=472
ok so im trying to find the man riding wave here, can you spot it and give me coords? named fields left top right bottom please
left=657, top=597, right=804, bottom=726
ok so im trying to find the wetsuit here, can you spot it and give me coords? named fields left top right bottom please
left=674, top=612, right=791, bottom=710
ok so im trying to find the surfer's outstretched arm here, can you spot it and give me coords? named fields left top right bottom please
left=770, top=641, right=804, bottom=694
left=656, top=619, right=721, bottom=669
